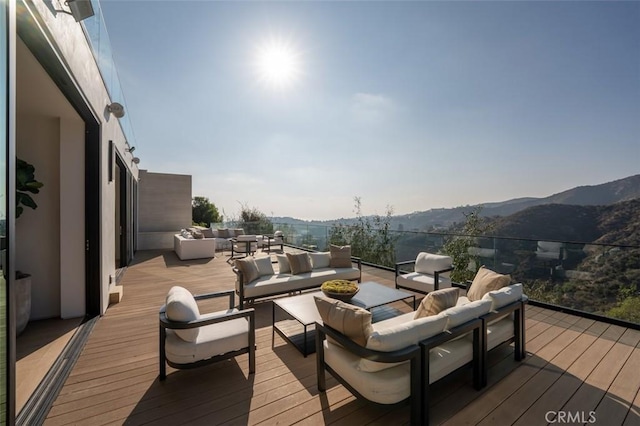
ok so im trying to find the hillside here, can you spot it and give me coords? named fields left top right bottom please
left=389, top=174, right=640, bottom=231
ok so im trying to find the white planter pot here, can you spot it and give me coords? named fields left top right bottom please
left=16, top=275, right=31, bottom=336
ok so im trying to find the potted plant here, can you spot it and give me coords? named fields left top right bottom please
left=15, top=157, right=44, bottom=335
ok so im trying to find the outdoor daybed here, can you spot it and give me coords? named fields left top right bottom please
left=233, top=246, right=361, bottom=308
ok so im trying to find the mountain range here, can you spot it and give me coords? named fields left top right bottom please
left=273, top=174, right=640, bottom=233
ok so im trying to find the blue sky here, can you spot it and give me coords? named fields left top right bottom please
left=100, top=1, right=639, bottom=221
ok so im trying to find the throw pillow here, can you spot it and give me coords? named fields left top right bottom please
left=286, top=252, right=312, bottom=275
left=254, top=256, right=275, bottom=276
left=235, top=257, right=259, bottom=284
left=467, top=266, right=511, bottom=301
left=276, top=254, right=291, bottom=274
left=165, top=286, right=200, bottom=342
left=234, top=228, right=245, bottom=236
left=217, top=228, right=229, bottom=238
left=314, top=296, right=373, bottom=346
left=201, top=228, right=214, bottom=238
left=329, top=245, right=352, bottom=268
left=414, top=287, right=460, bottom=319
left=309, top=252, right=331, bottom=269
left=191, top=230, right=204, bottom=239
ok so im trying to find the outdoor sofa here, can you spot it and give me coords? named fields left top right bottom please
left=316, top=266, right=527, bottom=424
left=233, top=246, right=361, bottom=309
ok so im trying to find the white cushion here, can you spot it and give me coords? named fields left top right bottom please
left=414, top=252, right=452, bottom=275
left=309, top=252, right=331, bottom=269
left=428, top=338, right=474, bottom=383
left=358, top=314, right=447, bottom=372
left=165, top=309, right=249, bottom=364
left=241, top=267, right=361, bottom=298
left=236, top=234, right=256, bottom=242
left=396, top=272, right=452, bottom=293
left=254, top=256, right=275, bottom=276
left=482, top=283, right=524, bottom=311
left=165, top=286, right=200, bottom=342
left=324, top=340, right=411, bottom=405
left=441, top=299, right=491, bottom=330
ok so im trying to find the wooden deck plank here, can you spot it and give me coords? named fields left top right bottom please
left=38, top=249, right=640, bottom=426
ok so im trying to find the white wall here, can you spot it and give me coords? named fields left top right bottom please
left=23, top=0, right=141, bottom=315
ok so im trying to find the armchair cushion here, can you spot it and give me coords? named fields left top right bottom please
left=329, top=245, right=352, bottom=268
left=482, top=283, right=523, bottom=311
left=234, top=228, right=245, bottom=236
left=467, top=266, right=511, bottom=301
left=414, top=287, right=459, bottom=319
left=314, top=296, right=372, bottom=346
left=164, top=309, right=250, bottom=364
left=414, top=252, right=452, bottom=275
left=165, top=286, right=201, bottom=342
left=309, top=252, right=331, bottom=269
left=235, top=258, right=260, bottom=284
left=287, top=252, right=312, bottom=275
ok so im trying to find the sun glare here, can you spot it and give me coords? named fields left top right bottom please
left=255, top=39, right=301, bottom=89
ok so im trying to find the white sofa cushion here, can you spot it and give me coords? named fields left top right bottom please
left=442, top=299, right=491, bottom=330
left=428, top=337, right=474, bottom=383
left=324, top=340, right=411, bottom=405
left=309, top=252, right=331, bottom=269
left=414, top=252, right=452, bottom=275
left=165, top=310, right=249, bottom=364
left=467, top=266, right=511, bottom=301
left=482, top=283, right=524, bottom=311
left=358, top=314, right=447, bottom=373
left=165, top=286, right=200, bottom=342
left=414, top=288, right=459, bottom=319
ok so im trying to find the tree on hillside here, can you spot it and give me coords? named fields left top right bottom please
left=443, top=206, right=494, bottom=283
left=328, top=197, right=397, bottom=268
left=192, top=196, right=222, bottom=226
left=235, top=203, right=274, bottom=235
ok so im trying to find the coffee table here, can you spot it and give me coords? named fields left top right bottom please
left=272, top=282, right=415, bottom=356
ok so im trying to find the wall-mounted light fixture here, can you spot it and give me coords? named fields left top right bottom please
left=132, top=157, right=141, bottom=165
left=66, top=0, right=95, bottom=22
left=126, top=146, right=136, bottom=154
left=107, top=102, right=125, bottom=118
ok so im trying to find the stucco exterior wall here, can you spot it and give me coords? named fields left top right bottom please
left=138, top=170, right=192, bottom=250
left=22, top=0, right=139, bottom=315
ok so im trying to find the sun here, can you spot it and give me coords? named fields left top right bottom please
left=255, top=38, right=301, bottom=89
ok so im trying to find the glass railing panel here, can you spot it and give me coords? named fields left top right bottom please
left=80, top=0, right=137, bottom=147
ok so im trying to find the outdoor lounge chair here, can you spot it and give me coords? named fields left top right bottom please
left=262, top=230, right=284, bottom=253
left=395, top=252, right=454, bottom=294
left=159, top=286, right=255, bottom=380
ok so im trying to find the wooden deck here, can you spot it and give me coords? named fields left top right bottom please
left=43, top=249, right=640, bottom=425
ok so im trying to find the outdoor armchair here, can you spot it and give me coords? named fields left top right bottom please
left=159, top=286, right=255, bottom=380
left=262, top=230, right=285, bottom=253
left=395, top=252, right=454, bottom=294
